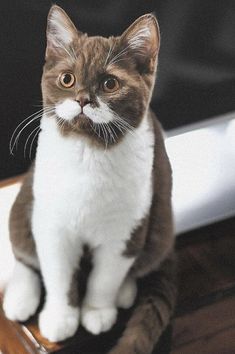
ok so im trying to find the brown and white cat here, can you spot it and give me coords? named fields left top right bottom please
left=3, top=5, right=177, bottom=353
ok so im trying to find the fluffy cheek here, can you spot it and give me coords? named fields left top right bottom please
left=109, top=89, right=145, bottom=127
left=55, top=98, right=117, bottom=125
left=83, top=98, right=116, bottom=124
left=55, top=99, right=81, bottom=121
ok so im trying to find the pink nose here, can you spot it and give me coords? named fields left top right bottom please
left=76, top=93, right=91, bottom=108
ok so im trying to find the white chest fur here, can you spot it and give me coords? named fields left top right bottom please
left=33, top=115, right=154, bottom=248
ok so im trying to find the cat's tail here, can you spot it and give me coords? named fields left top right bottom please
left=108, top=253, right=177, bottom=354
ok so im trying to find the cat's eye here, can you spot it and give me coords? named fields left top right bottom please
left=102, top=77, right=119, bottom=93
left=59, top=72, right=75, bottom=88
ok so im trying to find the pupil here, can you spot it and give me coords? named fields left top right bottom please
left=106, top=78, right=115, bottom=89
left=63, top=74, right=71, bottom=84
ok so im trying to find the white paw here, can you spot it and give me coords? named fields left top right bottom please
left=39, top=304, right=79, bottom=342
left=81, top=305, right=117, bottom=335
left=3, top=274, right=41, bottom=322
left=117, top=277, right=137, bottom=309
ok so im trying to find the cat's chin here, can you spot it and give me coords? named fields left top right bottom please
left=71, top=113, right=94, bottom=131
left=56, top=114, right=95, bottom=135
left=74, top=113, right=90, bottom=121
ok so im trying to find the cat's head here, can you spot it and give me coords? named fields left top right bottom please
left=42, top=5, right=160, bottom=146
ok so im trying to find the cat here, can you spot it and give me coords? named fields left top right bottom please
left=3, top=5, right=177, bottom=353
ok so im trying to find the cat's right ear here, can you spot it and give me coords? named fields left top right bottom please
left=46, top=5, right=80, bottom=59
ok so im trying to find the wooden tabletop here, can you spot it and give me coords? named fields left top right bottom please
left=1, top=176, right=235, bottom=353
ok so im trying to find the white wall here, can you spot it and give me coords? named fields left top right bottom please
left=166, top=112, right=235, bottom=234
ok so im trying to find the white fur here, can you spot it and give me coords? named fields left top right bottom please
left=55, top=98, right=115, bottom=124
left=129, top=27, right=151, bottom=51
left=39, top=303, right=79, bottom=342
left=117, top=277, right=137, bottom=309
left=31, top=112, right=154, bottom=340
left=3, top=261, right=41, bottom=322
left=84, top=98, right=115, bottom=124
left=49, top=9, right=73, bottom=45
left=81, top=306, right=117, bottom=335
left=56, top=99, right=81, bottom=120
left=14, top=249, right=40, bottom=270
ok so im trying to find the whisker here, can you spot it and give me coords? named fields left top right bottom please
left=23, top=125, right=41, bottom=159
left=105, top=123, right=115, bottom=144
left=89, top=121, right=98, bottom=139
left=50, top=36, right=77, bottom=61
left=100, top=123, right=108, bottom=150
left=29, top=127, right=41, bottom=160
left=108, top=42, right=134, bottom=66
left=108, top=123, right=118, bottom=141
left=10, top=107, right=54, bottom=155
left=14, top=107, right=54, bottom=148
left=10, top=115, right=42, bottom=154
left=112, top=121, right=126, bottom=136
left=97, top=123, right=101, bottom=140
left=104, top=42, right=116, bottom=67
left=70, top=46, right=78, bottom=61
left=9, top=108, right=44, bottom=154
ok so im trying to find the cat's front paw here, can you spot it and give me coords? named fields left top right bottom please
left=39, top=304, right=79, bottom=342
left=3, top=275, right=41, bottom=322
left=81, top=305, right=117, bottom=335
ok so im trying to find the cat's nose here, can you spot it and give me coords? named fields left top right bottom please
left=76, top=93, right=91, bottom=108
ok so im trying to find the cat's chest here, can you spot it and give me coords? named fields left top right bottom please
left=33, top=118, right=154, bottom=240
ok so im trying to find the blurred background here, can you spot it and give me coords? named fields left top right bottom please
left=0, top=0, right=235, bottom=232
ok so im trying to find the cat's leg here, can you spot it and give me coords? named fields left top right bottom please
left=33, top=221, right=81, bottom=342
left=108, top=253, right=177, bottom=354
left=116, top=276, right=137, bottom=309
left=3, top=260, right=41, bottom=321
left=81, top=245, right=135, bottom=335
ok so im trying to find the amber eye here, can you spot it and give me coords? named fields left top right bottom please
left=59, top=72, right=75, bottom=88
left=102, top=77, right=119, bottom=93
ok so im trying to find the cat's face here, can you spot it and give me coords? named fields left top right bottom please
left=42, top=5, right=160, bottom=146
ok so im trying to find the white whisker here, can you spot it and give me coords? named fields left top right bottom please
left=100, top=123, right=108, bottom=150
left=24, top=125, right=41, bottom=159
left=10, top=107, right=54, bottom=155
left=105, top=123, right=115, bottom=144
left=108, top=40, right=139, bottom=67
left=9, top=108, right=44, bottom=154
left=104, top=42, right=116, bottom=67
left=29, top=127, right=41, bottom=160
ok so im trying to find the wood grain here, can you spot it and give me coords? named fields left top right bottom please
left=0, top=174, right=24, bottom=188
left=172, top=296, right=235, bottom=349
left=171, top=217, right=235, bottom=354
left=0, top=303, right=40, bottom=353
left=176, top=217, right=235, bottom=315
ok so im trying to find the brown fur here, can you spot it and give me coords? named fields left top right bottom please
left=42, top=7, right=158, bottom=148
left=8, top=6, right=177, bottom=353
left=9, top=165, right=38, bottom=269
left=108, top=112, right=176, bottom=354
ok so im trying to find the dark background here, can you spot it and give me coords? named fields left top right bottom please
left=1, top=0, right=235, bottom=179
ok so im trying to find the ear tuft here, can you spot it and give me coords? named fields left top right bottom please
left=120, top=14, right=160, bottom=71
left=46, top=5, right=79, bottom=58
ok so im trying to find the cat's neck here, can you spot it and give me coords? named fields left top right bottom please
left=37, top=113, right=154, bottom=165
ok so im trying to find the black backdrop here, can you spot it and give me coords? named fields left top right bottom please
left=1, top=0, right=235, bottom=179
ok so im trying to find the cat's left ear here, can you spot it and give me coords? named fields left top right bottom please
left=120, top=14, right=160, bottom=72
left=46, top=5, right=80, bottom=59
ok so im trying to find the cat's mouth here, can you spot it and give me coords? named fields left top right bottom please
left=56, top=113, right=94, bottom=134
left=74, top=113, right=90, bottom=121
